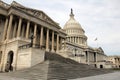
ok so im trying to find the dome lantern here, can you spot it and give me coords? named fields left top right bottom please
left=70, top=8, right=74, bottom=18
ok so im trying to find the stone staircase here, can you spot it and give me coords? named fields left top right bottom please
left=45, top=52, right=112, bottom=80
left=0, top=52, right=113, bottom=80
left=1, top=61, right=49, bottom=80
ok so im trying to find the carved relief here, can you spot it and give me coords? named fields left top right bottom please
left=0, top=0, right=9, bottom=8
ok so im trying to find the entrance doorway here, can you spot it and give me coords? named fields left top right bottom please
left=5, top=51, right=14, bottom=72
left=94, top=64, right=97, bottom=68
left=100, top=65, right=103, bottom=68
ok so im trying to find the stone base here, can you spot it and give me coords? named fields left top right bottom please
left=17, top=48, right=45, bottom=70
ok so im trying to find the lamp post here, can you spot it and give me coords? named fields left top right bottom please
left=75, top=48, right=77, bottom=56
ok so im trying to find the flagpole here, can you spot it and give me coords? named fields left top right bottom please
left=97, top=40, right=98, bottom=48
left=94, top=38, right=98, bottom=48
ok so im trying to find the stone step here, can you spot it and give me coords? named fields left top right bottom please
left=0, top=52, right=113, bottom=80
left=45, top=52, right=113, bottom=79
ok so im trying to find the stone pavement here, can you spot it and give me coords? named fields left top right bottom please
left=0, top=71, right=119, bottom=80
left=71, top=71, right=120, bottom=80
left=0, top=75, right=28, bottom=80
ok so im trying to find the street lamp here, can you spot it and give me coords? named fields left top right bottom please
left=74, top=48, right=77, bottom=56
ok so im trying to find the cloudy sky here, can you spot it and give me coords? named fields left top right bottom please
left=3, top=0, right=120, bottom=55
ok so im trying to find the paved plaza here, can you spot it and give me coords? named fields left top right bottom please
left=0, top=71, right=119, bottom=80
left=71, top=71, right=120, bottom=80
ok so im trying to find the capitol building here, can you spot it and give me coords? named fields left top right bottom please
left=59, top=9, right=107, bottom=68
left=0, top=1, right=120, bottom=72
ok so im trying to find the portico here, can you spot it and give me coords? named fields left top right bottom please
left=0, top=14, right=64, bottom=52
left=0, top=1, right=66, bottom=71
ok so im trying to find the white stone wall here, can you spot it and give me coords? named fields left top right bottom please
left=31, top=48, right=45, bottom=66
left=89, top=52, right=94, bottom=62
left=17, top=48, right=45, bottom=70
left=96, top=62, right=113, bottom=68
left=97, top=53, right=106, bottom=61
left=0, top=39, right=31, bottom=71
left=0, top=40, right=19, bottom=71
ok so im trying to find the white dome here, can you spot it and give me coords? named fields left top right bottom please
left=63, top=9, right=87, bottom=46
left=64, top=16, right=83, bottom=30
left=63, top=9, right=85, bottom=36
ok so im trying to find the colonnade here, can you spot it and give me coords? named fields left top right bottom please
left=85, top=51, right=98, bottom=64
left=115, top=58, right=120, bottom=64
left=67, top=36, right=86, bottom=45
left=1, top=14, right=62, bottom=52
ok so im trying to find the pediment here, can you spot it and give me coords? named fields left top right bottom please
left=98, top=47, right=104, bottom=52
left=11, top=1, right=59, bottom=27
left=0, top=0, right=10, bottom=9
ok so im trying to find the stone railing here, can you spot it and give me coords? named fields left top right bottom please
left=69, top=53, right=84, bottom=57
left=19, top=43, right=45, bottom=49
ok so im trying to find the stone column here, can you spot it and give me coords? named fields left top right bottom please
left=59, top=37, right=62, bottom=50
left=75, top=37, right=76, bottom=43
left=6, top=15, right=13, bottom=40
left=73, top=37, right=74, bottom=43
left=114, top=58, right=116, bottom=64
left=86, top=51, right=89, bottom=64
left=88, top=52, right=90, bottom=64
left=96, top=52, right=97, bottom=62
left=117, top=58, right=118, bottom=64
left=26, top=21, right=30, bottom=39
left=40, top=26, right=43, bottom=47
left=46, top=29, right=49, bottom=51
left=33, top=24, right=37, bottom=46
left=69, top=37, right=70, bottom=42
left=84, top=39, right=85, bottom=45
left=64, top=38, right=66, bottom=50
left=21, top=25, right=25, bottom=38
left=12, top=22, right=17, bottom=38
left=71, top=37, right=73, bottom=43
left=76, top=37, right=78, bottom=43
left=81, top=38, right=82, bottom=44
left=17, top=17, right=22, bottom=37
left=56, top=34, right=59, bottom=53
left=78, top=37, right=80, bottom=44
left=2, top=18, right=8, bottom=41
left=74, top=37, right=75, bottom=43
left=51, top=31, right=54, bottom=52
left=70, top=37, right=71, bottom=42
